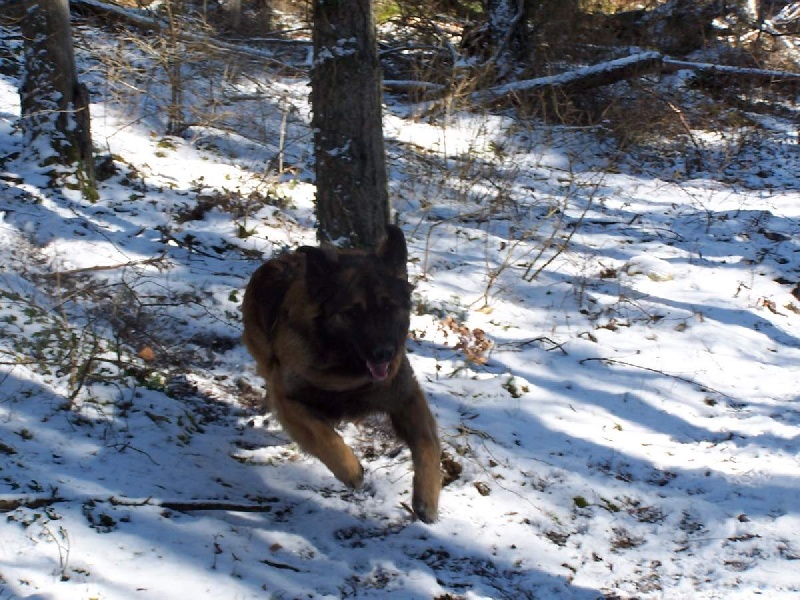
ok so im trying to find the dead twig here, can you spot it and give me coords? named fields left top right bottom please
left=579, top=357, right=734, bottom=400
left=495, top=336, right=568, bottom=354
left=34, top=255, right=169, bottom=279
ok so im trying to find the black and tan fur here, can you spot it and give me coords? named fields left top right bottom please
left=242, top=225, right=441, bottom=523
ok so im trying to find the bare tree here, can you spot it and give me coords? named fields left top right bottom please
left=460, top=0, right=532, bottom=78
left=485, top=0, right=529, bottom=75
left=19, top=0, right=95, bottom=195
left=310, top=0, right=389, bottom=249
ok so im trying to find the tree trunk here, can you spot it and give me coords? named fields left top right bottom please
left=19, top=0, right=95, bottom=195
left=486, top=0, right=528, bottom=74
left=310, top=0, right=389, bottom=250
left=222, top=0, right=242, bottom=31
left=460, top=0, right=530, bottom=77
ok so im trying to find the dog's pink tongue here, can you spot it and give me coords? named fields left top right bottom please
left=367, top=361, right=391, bottom=381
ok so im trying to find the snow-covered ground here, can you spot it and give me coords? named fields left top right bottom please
left=1, top=17, right=799, bottom=600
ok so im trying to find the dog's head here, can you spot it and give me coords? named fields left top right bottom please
left=299, top=225, right=413, bottom=382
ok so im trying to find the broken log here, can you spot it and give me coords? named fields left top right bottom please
left=662, top=58, right=800, bottom=86
left=471, top=52, right=664, bottom=106
left=472, top=52, right=800, bottom=106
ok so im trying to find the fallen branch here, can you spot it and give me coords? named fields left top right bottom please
left=495, top=336, right=569, bottom=354
left=472, top=52, right=800, bottom=106
left=0, top=494, right=280, bottom=513
left=0, top=495, right=67, bottom=512
left=472, top=52, right=664, bottom=106
left=662, top=58, right=800, bottom=85
left=34, top=255, right=170, bottom=279
left=383, top=79, right=446, bottom=96
left=260, top=559, right=303, bottom=572
left=109, top=496, right=281, bottom=513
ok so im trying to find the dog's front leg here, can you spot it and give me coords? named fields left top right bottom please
left=390, top=388, right=442, bottom=523
left=273, top=396, right=364, bottom=489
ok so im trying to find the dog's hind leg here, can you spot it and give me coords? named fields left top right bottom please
left=273, top=397, right=364, bottom=490
left=390, top=387, right=442, bottom=523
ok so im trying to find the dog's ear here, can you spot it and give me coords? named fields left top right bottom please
left=377, top=225, right=408, bottom=279
left=298, top=245, right=338, bottom=297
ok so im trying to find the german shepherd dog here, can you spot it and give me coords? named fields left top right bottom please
left=242, top=225, right=441, bottom=523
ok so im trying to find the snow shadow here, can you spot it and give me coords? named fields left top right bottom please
left=0, top=365, right=603, bottom=599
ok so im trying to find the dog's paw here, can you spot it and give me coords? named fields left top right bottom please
left=412, top=495, right=438, bottom=524
left=338, top=461, right=364, bottom=490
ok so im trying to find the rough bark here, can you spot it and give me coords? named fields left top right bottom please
left=311, top=0, right=390, bottom=249
left=19, top=0, right=95, bottom=191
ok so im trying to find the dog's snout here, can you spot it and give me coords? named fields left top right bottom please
left=371, top=345, right=395, bottom=364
